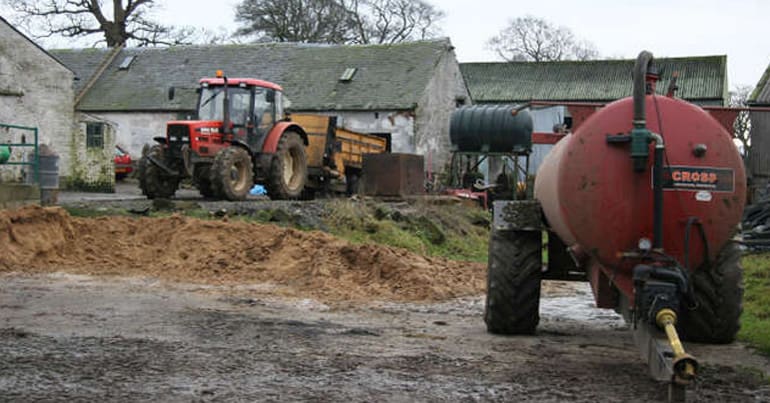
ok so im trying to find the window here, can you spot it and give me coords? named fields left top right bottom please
left=86, top=122, right=104, bottom=149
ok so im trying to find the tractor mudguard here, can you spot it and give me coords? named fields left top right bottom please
left=262, top=122, right=308, bottom=153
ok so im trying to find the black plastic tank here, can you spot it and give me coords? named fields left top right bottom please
left=449, top=105, right=533, bottom=154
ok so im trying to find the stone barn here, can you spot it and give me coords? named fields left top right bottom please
left=0, top=17, right=76, bottom=185
left=52, top=38, right=469, bottom=175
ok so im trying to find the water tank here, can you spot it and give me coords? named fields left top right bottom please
left=534, top=95, right=746, bottom=273
left=450, top=106, right=533, bottom=154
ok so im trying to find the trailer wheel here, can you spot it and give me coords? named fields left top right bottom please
left=677, top=241, right=743, bottom=344
left=193, top=164, right=217, bottom=198
left=211, top=147, right=253, bottom=201
left=485, top=229, right=542, bottom=335
left=266, top=131, right=307, bottom=199
left=138, top=145, right=178, bottom=199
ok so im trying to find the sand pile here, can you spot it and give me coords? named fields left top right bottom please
left=0, top=206, right=485, bottom=302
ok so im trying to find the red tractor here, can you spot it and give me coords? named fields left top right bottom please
left=138, top=72, right=309, bottom=200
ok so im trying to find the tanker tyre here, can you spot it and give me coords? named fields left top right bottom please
left=139, top=145, right=179, bottom=199
left=678, top=241, right=743, bottom=344
left=485, top=229, right=542, bottom=335
left=211, top=147, right=253, bottom=201
left=266, top=131, right=307, bottom=200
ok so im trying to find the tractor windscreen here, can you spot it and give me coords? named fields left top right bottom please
left=198, top=87, right=251, bottom=126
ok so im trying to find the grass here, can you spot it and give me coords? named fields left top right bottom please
left=323, top=199, right=490, bottom=262
left=739, top=252, right=770, bottom=355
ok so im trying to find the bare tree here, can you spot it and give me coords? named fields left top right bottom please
left=3, top=0, right=198, bottom=47
left=235, top=0, right=355, bottom=43
left=344, top=0, right=444, bottom=44
left=731, top=84, right=754, bottom=156
left=234, top=0, right=444, bottom=44
left=487, top=16, right=598, bottom=62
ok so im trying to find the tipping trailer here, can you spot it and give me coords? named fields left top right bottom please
left=138, top=72, right=386, bottom=201
left=451, top=51, right=747, bottom=400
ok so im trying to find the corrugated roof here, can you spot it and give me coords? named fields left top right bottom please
left=749, top=62, right=770, bottom=105
left=460, top=56, right=728, bottom=105
left=50, top=39, right=452, bottom=112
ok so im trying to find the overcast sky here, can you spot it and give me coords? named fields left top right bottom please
left=10, top=0, right=770, bottom=89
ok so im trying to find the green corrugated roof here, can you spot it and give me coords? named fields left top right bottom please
left=460, top=56, right=728, bottom=105
left=50, top=39, right=452, bottom=112
left=749, top=62, right=770, bottom=105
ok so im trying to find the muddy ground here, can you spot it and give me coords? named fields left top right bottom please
left=0, top=186, right=768, bottom=402
left=2, top=274, right=768, bottom=402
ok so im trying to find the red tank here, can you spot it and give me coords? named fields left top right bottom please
left=535, top=94, right=746, bottom=302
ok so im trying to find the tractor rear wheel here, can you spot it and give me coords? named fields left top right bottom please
left=266, top=131, right=307, bottom=199
left=677, top=241, right=743, bottom=344
left=484, top=229, right=542, bottom=335
left=193, top=164, right=217, bottom=198
left=211, top=147, right=253, bottom=201
left=138, top=145, right=179, bottom=199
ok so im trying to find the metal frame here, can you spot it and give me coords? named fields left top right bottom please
left=0, top=123, right=39, bottom=184
left=448, top=150, right=531, bottom=200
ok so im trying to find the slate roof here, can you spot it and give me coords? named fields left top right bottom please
left=748, top=62, right=770, bottom=105
left=461, top=56, right=728, bottom=106
left=50, top=39, right=454, bottom=112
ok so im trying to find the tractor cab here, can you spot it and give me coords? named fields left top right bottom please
left=188, top=74, right=285, bottom=154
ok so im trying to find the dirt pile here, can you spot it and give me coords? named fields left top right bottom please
left=0, top=206, right=485, bottom=301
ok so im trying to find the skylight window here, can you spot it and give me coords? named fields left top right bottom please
left=118, top=55, right=136, bottom=70
left=339, top=67, right=357, bottom=82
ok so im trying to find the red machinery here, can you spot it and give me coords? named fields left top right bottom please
left=468, top=51, right=746, bottom=399
left=138, top=72, right=310, bottom=201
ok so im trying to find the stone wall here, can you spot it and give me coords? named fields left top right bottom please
left=415, top=47, right=471, bottom=174
left=0, top=19, right=74, bottom=184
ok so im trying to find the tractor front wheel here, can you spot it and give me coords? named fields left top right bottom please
left=138, top=145, right=179, bottom=199
left=266, top=131, right=307, bottom=200
left=484, top=229, right=542, bottom=335
left=677, top=241, right=743, bottom=344
left=194, top=164, right=217, bottom=198
left=211, top=147, right=253, bottom=201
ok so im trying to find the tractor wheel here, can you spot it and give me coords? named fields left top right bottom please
left=484, top=229, right=542, bottom=335
left=138, top=145, right=179, bottom=199
left=193, top=164, right=217, bottom=198
left=677, top=241, right=743, bottom=344
left=211, top=147, right=253, bottom=201
left=266, top=131, right=307, bottom=200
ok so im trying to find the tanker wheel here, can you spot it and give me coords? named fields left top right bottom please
left=677, top=240, right=743, bottom=344
left=139, top=145, right=179, bottom=199
left=193, top=164, right=217, bottom=198
left=266, top=131, right=307, bottom=200
left=211, top=147, right=253, bottom=201
left=484, top=229, right=542, bottom=335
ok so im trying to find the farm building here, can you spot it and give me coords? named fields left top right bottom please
left=748, top=62, right=770, bottom=199
left=460, top=56, right=729, bottom=178
left=51, top=38, right=469, bottom=177
left=0, top=17, right=84, bottom=187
